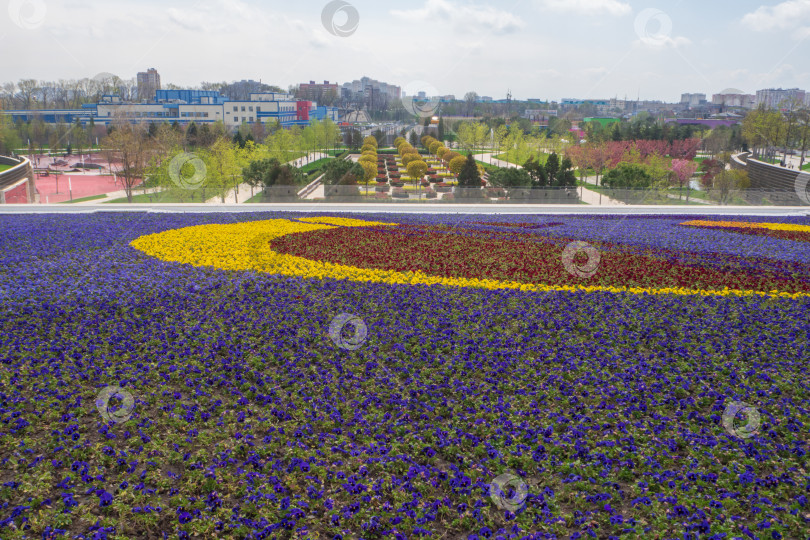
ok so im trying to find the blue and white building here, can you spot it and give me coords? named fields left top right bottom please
left=2, top=89, right=339, bottom=130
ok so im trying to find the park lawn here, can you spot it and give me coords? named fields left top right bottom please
left=0, top=164, right=12, bottom=173
left=58, top=194, right=108, bottom=204
left=494, top=151, right=550, bottom=166
left=105, top=189, right=213, bottom=203
left=299, top=157, right=334, bottom=174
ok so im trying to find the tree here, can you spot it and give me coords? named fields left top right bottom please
left=777, top=98, right=803, bottom=165
left=0, top=113, right=21, bottom=154
left=797, top=108, right=810, bottom=169
left=406, top=159, right=427, bottom=183
left=698, top=159, right=724, bottom=186
left=707, top=169, right=749, bottom=205
left=372, top=129, right=385, bottom=146
left=102, top=119, right=154, bottom=203
left=602, top=163, right=654, bottom=189
left=438, top=117, right=445, bottom=141
left=457, top=154, right=482, bottom=188
left=464, top=92, right=478, bottom=116
left=402, top=152, right=421, bottom=166
left=323, top=159, right=363, bottom=185
left=198, top=124, right=214, bottom=147
left=670, top=158, right=699, bottom=200
left=556, top=156, right=577, bottom=187
left=566, top=145, right=589, bottom=183
left=243, top=157, right=282, bottom=188
left=545, top=153, right=560, bottom=182
left=233, top=131, right=245, bottom=149
left=359, top=160, right=377, bottom=191
left=208, top=138, right=241, bottom=202
left=488, top=167, right=531, bottom=188
left=242, top=158, right=281, bottom=187
left=351, top=129, right=362, bottom=150
left=523, top=156, right=548, bottom=187
left=358, top=154, right=377, bottom=166
left=742, top=105, right=783, bottom=159
left=449, top=155, right=467, bottom=176
left=409, top=130, right=418, bottom=147
left=276, top=164, right=303, bottom=185
left=186, top=122, right=198, bottom=147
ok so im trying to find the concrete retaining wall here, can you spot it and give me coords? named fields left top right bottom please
left=729, top=152, right=807, bottom=205
left=0, top=156, right=36, bottom=204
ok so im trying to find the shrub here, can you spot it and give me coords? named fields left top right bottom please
left=602, top=163, right=654, bottom=189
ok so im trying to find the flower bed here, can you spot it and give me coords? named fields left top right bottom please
left=1, top=213, right=809, bottom=539
left=435, top=183, right=452, bottom=193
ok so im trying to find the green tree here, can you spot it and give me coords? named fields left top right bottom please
left=359, top=160, right=377, bottom=191
left=457, top=154, right=481, bottom=188
left=707, top=169, right=750, bottom=205
left=402, top=152, right=421, bottom=167
left=0, top=114, right=22, bottom=154
left=602, top=162, right=654, bottom=189
left=233, top=131, right=245, bottom=149
left=556, top=156, right=577, bottom=187
left=489, top=167, right=531, bottom=188
left=449, top=155, right=467, bottom=176
left=323, top=159, right=363, bottom=185
left=406, top=160, right=427, bottom=186
left=523, top=156, right=548, bottom=187
left=208, top=138, right=241, bottom=202
left=358, top=154, right=376, bottom=166
left=545, top=153, right=560, bottom=183
left=242, top=157, right=282, bottom=188
left=351, top=129, right=362, bottom=150
left=275, top=164, right=303, bottom=186
left=186, top=122, right=198, bottom=147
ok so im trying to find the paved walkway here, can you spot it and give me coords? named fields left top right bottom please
left=206, top=152, right=330, bottom=204
left=474, top=153, right=518, bottom=169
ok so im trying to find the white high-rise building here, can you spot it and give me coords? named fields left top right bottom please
left=755, top=88, right=806, bottom=109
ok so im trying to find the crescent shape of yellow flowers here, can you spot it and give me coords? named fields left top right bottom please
left=129, top=217, right=810, bottom=299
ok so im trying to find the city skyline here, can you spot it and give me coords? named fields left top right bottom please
left=2, top=0, right=809, bottom=103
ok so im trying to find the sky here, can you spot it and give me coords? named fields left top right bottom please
left=1, top=0, right=809, bottom=102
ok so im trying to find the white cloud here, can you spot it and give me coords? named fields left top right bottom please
left=632, top=35, right=691, bottom=49
left=741, top=0, right=810, bottom=34
left=391, top=0, right=525, bottom=34
left=535, top=0, right=632, bottom=16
